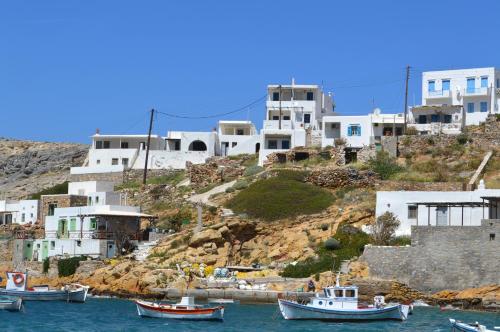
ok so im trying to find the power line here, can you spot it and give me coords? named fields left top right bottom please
left=156, top=95, right=266, bottom=119
left=326, top=78, right=404, bottom=90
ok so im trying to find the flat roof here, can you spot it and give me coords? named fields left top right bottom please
left=481, top=196, right=500, bottom=202
left=91, top=134, right=161, bottom=139
left=218, top=120, right=254, bottom=125
left=267, top=84, right=320, bottom=89
left=407, top=201, right=487, bottom=207
left=78, top=211, right=156, bottom=218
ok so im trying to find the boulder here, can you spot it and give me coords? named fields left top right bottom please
left=189, top=229, right=224, bottom=247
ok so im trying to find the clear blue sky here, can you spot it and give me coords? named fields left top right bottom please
left=2, top=1, right=500, bottom=143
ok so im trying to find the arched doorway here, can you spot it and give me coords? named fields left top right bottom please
left=255, top=143, right=260, bottom=153
left=188, top=140, right=207, bottom=151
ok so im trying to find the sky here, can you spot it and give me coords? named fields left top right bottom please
left=2, top=0, right=500, bottom=143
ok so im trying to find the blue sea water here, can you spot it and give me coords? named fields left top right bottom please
left=0, top=298, right=498, bottom=332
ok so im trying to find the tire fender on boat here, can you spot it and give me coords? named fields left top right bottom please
left=13, top=273, right=25, bottom=286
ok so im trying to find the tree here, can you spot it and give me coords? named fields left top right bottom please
left=371, top=212, right=400, bottom=245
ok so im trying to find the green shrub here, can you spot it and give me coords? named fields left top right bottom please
left=58, top=256, right=87, bottom=277
left=226, top=176, right=332, bottom=221
left=30, top=182, right=69, bottom=199
left=314, top=272, right=320, bottom=282
left=324, top=238, right=341, bottom=250
left=334, top=137, right=346, bottom=146
left=208, top=206, right=218, bottom=215
left=158, top=207, right=193, bottom=232
left=390, top=236, right=411, bottom=246
left=225, top=187, right=235, bottom=193
left=456, top=133, right=469, bottom=145
left=232, top=180, right=249, bottom=190
left=367, top=151, right=404, bottom=180
left=42, top=258, right=50, bottom=273
left=243, top=165, right=263, bottom=177
left=146, top=171, right=185, bottom=185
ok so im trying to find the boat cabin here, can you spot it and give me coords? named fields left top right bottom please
left=309, top=285, right=359, bottom=310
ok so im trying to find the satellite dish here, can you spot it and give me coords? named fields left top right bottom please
left=373, top=107, right=382, bottom=115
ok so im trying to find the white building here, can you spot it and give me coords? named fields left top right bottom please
left=375, top=182, right=500, bottom=236
left=258, top=81, right=335, bottom=165
left=0, top=200, right=38, bottom=225
left=217, top=121, right=261, bottom=156
left=409, top=67, right=500, bottom=134
left=32, top=181, right=153, bottom=261
left=322, top=108, right=405, bottom=149
left=71, top=131, right=219, bottom=174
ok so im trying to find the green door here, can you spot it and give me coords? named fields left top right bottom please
left=42, top=241, right=49, bottom=260
left=58, top=219, right=69, bottom=239
left=23, top=241, right=33, bottom=261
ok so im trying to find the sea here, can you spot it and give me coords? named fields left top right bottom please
left=0, top=297, right=498, bottom=332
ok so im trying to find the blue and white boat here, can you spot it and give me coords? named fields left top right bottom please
left=449, top=318, right=498, bottom=332
left=0, top=295, right=22, bottom=311
left=278, top=275, right=409, bottom=321
left=0, top=272, right=89, bottom=303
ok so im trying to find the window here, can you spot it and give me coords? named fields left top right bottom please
left=467, top=78, right=475, bottom=93
left=304, top=114, right=311, bottom=124
left=231, top=142, right=237, bottom=148
left=268, top=140, right=278, bottom=149
left=497, top=78, right=500, bottom=88
left=174, top=140, right=181, bottom=151
left=481, top=76, right=488, bottom=88
left=408, top=205, right=418, bottom=219
left=76, top=240, right=82, bottom=247
left=21, top=213, right=25, bottom=223
left=111, top=158, right=119, bottom=165
left=103, top=141, right=110, bottom=149
left=90, top=218, right=97, bottom=230
left=283, top=115, right=290, bottom=120
left=490, top=233, right=495, bottom=241
left=272, top=92, right=280, bottom=101
left=70, top=218, right=77, bottom=231
left=418, top=115, right=427, bottom=124
left=50, top=241, right=55, bottom=249
left=431, top=114, right=440, bottom=122
left=120, top=142, right=129, bottom=149
left=334, top=290, right=343, bottom=297
left=281, top=140, right=290, bottom=149
left=30, top=213, right=33, bottom=218
left=442, top=79, right=450, bottom=91
left=88, top=197, right=92, bottom=205
left=348, top=125, right=361, bottom=136
left=345, top=289, right=355, bottom=298
left=95, top=141, right=103, bottom=149
left=272, top=115, right=279, bottom=120
left=122, top=158, right=129, bottom=166
left=444, top=114, right=452, bottom=123
left=236, top=129, right=244, bottom=135
left=95, top=196, right=99, bottom=204
left=467, top=103, right=475, bottom=113
left=480, top=102, right=488, bottom=112
left=428, top=80, right=435, bottom=92
left=306, top=91, right=314, bottom=100
left=48, top=203, right=57, bottom=216
left=96, top=159, right=101, bottom=165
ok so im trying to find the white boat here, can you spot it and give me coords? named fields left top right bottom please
left=449, top=318, right=498, bottom=332
left=208, top=298, right=239, bottom=304
left=278, top=275, right=409, bottom=321
left=0, top=296, right=23, bottom=311
left=136, top=296, right=224, bottom=321
left=0, top=272, right=89, bottom=303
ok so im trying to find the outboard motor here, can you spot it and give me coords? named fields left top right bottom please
left=373, top=295, right=385, bottom=309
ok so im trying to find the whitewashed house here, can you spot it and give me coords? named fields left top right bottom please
left=218, top=121, right=260, bottom=156
left=322, top=108, right=405, bottom=148
left=71, top=130, right=219, bottom=174
left=409, top=67, right=500, bottom=134
left=375, top=181, right=500, bottom=236
left=32, top=181, right=153, bottom=261
left=0, top=200, right=38, bottom=225
left=258, top=81, right=335, bottom=165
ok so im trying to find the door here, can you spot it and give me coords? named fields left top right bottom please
left=467, top=78, right=475, bottom=93
left=106, top=241, right=116, bottom=258
left=42, top=241, right=49, bottom=260
left=58, top=219, right=68, bottom=239
left=436, top=207, right=448, bottom=226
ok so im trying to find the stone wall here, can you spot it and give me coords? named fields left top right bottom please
left=40, top=195, right=88, bottom=225
left=188, top=157, right=245, bottom=189
left=69, top=171, right=124, bottom=184
left=360, top=219, right=500, bottom=292
left=376, top=180, right=463, bottom=191
left=306, top=167, right=377, bottom=189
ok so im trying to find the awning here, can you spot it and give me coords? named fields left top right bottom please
left=77, top=211, right=157, bottom=218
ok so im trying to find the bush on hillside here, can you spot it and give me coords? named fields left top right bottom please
left=367, top=151, right=404, bottom=180
left=271, top=169, right=310, bottom=182
left=405, top=127, right=418, bottom=135
left=30, top=182, right=69, bottom=199
left=225, top=187, right=235, bottom=193
left=226, top=175, right=332, bottom=221
left=232, top=180, right=249, bottom=190
left=370, top=211, right=400, bottom=245
left=456, top=133, right=469, bottom=145
left=243, top=165, right=263, bottom=177
left=58, top=256, right=87, bottom=277
left=324, top=238, right=341, bottom=250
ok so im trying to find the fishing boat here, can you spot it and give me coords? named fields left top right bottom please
left=208, top=298, right=239, bottom=304
left=449, top=318, right=498, bottom=332
left=278, top=275, right=409, bottom=321
left=0, top=296, right=23, bottom=311
left=136, top=296, right=224, bottom=321
left=0, top=272, right=89, bottom=303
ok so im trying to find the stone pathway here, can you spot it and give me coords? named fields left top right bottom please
left=188, top=180, right=236, bottom=206
left=133, top=240, right=159, bottom=261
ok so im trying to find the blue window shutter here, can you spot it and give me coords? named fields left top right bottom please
left=481, top=77, right=488, bottom=88
left=428, top=81, right=435, bottom=92
left=442, top=80, right=450, bottom=91
left=467, top=103, right=474, bottom=113
left=348, top=126, right=352, bottom=136
left=467, top=78, right=475, bottom=93
left=357, top=126, right=361, bottom=136
left=480, top=102, right=487, bottom=112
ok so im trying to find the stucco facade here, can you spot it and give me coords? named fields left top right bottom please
left=0, top=200, right=38, bottom=225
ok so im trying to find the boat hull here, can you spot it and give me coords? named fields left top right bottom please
left=0, top=287, right=88, bottom=303
left=450, top=318, right=495, bottom=332
left=136, top=301, right=224, bottom=321
left=0, top=297, right=22, bottom=311
left=278, top=299, right=408, bottom=321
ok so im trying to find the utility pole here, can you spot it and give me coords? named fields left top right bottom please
left=403, top=65, right=411, bottom=134
left=142, top=109, right=155, bottom=185
left=278, top=84, right=282, bottom=130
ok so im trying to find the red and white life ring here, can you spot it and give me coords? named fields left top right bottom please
left=13, top=273, right=25, bottom=286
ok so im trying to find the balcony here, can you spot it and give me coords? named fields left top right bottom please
left=464, top=87, right=489, bottom=97
left=263, top=120, right=293, bottom=130
left=426, top=90, right=451, bottom=99
left=266, top=100, right=316, bottom=111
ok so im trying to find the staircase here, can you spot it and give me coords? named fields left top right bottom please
left=133, top=240, right=159, bottom=261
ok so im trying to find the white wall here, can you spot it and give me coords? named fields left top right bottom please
left=219, top=134, right=261, bottom=156
left=0, top=200, right=38, bottom=225
left=375, top=189, right=500, bottom=236
left=32, top=239, right=106, bottom=261
left=68, top=181, right=115, bottom=195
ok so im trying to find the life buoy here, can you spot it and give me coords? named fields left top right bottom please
left=13, top=273, right=24, bottom=286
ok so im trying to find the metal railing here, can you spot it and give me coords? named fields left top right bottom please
left=428, top=90, right=450, bottom=97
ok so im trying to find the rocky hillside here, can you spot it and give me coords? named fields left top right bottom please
left=0, top=138, right=88, bottom=199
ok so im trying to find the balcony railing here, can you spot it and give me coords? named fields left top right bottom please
left=263, top=120, right=293, bottom=130
left=427, top=90, right=451, bottom=98
left=464, top=87, right=489, bottom=96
